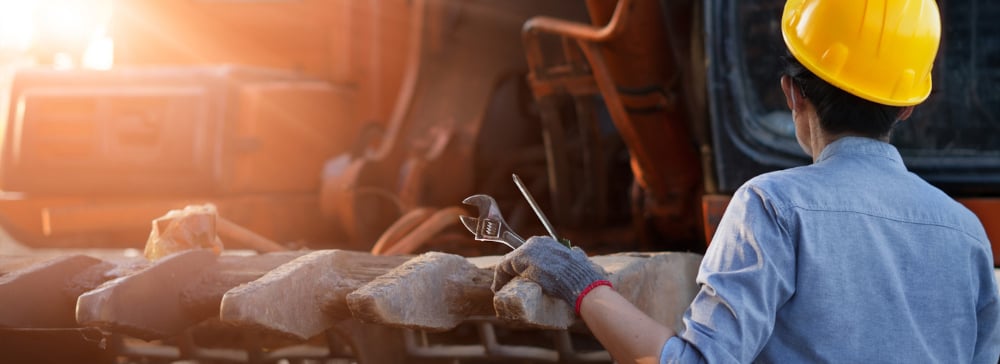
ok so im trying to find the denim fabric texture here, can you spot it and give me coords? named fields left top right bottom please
left=661, top=137, right=1000, bottom=363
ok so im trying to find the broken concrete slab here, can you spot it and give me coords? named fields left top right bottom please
left=144, top=204, right=224, bottom=261
left=347, top=252, right=495, bottom=331
left=179, top=251, right=309, bottom=320
left=76, top=249, right=217, bottom=340
left=493, top=252, right=703, bottom=330
left=493, top=277, right=574, bottom=329
left=0, top=255, right=105, bottom=328
left=220, top=250, right=409, bottom=340
left=65, top=258, right=149, bottom=300
left=595, top=252, right=702, bottom=332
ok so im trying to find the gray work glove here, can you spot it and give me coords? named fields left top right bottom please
left=492, top=236, right=607, bottom=308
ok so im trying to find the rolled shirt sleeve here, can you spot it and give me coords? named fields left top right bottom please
left=660, top=184, right=796, bottom=363
left=973, top=267, right=1000, bottom=363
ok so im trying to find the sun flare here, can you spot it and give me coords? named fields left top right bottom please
left=0, top=0, right=112, bottom=69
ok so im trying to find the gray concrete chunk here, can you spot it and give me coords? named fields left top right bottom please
left=0, top=255, right=104, bottom=328
left=347, top=252, right=494, bottom=331
left=220, top=250, right=408, bottom=340
left=76, top=249, right=217, bottom=340
left=493, top=252, right=702, bottom=330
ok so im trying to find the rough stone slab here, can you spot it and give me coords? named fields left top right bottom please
left=494, top=252, right=703, bottom=330
left=347, top=252, right=494, bottom=331
left=65, top=258, right=149, bottom=299
left=493, top=277, right=573, bottom=329
left=77, top=249, right=218, bottom=340
left=595, top=252, right=703, bottom=331
left=144, top=204, right=223, bottom=260
left=179, top=251, right=309, bottom=319
left=0, top=255, right=104, bottom=327
left=220, top=250, right=409, bottom=340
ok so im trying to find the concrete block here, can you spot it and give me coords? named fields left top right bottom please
left=595, top=252, right=702, bottom=332
left=493, top=277, right=574, bottom=329
left=76, top=249, right=217, bottom=340
left=179, top=251, right=308, bottom=319
left=0, top=255, right=104, bottom=327
left=493, top=252, right=703, bottom=330
left=220, top=250, right=408, bottom=340
left=347, top=252, right=494, bottom=331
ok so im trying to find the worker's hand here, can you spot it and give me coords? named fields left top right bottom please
left=492, top=236, right=607, bottom=308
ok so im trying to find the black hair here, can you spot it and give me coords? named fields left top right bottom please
left=782, top=54, right=903, bottom=138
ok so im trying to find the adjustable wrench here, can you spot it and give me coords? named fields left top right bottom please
left=459, top=194, right=525, bottom=250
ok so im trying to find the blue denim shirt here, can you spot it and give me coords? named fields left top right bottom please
left=661, top=137, right=1000, bottom=363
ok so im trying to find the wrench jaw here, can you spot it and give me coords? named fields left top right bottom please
left=459, top=215, right=481, bottom=237
left=460, top=195, right=525, bottom=250
left=459, top=215, right=498, bottom=240
left=461, top=194, right=503, bottom=221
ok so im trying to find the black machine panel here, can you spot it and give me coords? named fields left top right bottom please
left=706, top=0, right=1000, bottom=194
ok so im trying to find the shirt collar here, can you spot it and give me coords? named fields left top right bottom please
left=815, top=136, right=905, bottom=167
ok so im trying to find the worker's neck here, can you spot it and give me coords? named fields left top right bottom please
left=811, top=129, right=886, bottom=163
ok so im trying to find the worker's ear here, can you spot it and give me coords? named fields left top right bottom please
left=897, top=106, right=915, bottom=121
left=781, top=75, right=801, bottom=111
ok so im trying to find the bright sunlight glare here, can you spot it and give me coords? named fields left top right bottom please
left=0, top=0, right=112, bottom=69
left=0, top=1, right=34, bottom=53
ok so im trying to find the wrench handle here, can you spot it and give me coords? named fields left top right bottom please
left=503, top=231, right=526, bottom=249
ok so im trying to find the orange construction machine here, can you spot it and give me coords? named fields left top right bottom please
left=1, top=0, right=998, bottom=261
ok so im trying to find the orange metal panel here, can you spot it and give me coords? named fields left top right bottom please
left=524, top=0, right=702, bottom=247
left=111, top=0, right=414, bottom=136
left=228, top=81, right=357, bottom=193
left=112, top=0, right=344, bottom=81
left=2, top=66, right=324, bottom=196
left=701, top=194, right=730, bottom=246
left=958, top=198, right=1000, bottom=265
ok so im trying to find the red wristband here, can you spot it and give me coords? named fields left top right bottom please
left=574, top=280, right=613, bottom=316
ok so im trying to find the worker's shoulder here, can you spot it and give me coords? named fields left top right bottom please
left=738, top=165, right=817, bottom=200
left=724, top=167, right=815, bottom=215
left=743, top=164, right=989, bottom=244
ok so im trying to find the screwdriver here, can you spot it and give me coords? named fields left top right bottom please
left=512, top=174, right=571, bottom=248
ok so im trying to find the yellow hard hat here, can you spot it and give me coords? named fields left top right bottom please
left=781, top=0, right=941, bottom=106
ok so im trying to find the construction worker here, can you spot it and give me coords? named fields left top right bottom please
left=492, top=0, right=1000, bottom=362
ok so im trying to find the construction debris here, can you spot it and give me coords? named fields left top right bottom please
left=348, top=252, right=495, bottom=331
left=0, top=246, right=703, bottom=363
left=70, top=249, right=702, bottom=336
left=492, top=252, right=703, bottom=330
left=0, top=255, right=104, bottom=327
left=144, top=204, right=289, bottom=261
left=144, top=205, right=225, bottom=260
left=180, top=251, right=309, bottom=319
left=77, top=249, right=218, bottom=340
left=220, top=250, right=410, bottom=340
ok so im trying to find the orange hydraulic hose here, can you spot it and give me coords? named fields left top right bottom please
left=217, top=217, right=288, bottom=253
left=370, top=207, right=435, bottom=255
left=381, top=206, right=468, bottom=255
left=521, top=0, right=633, bottom=43
left=371, top=0, right=426, bottom=160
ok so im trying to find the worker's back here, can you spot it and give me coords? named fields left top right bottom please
left=725, top=137, right=1000, bottom=362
